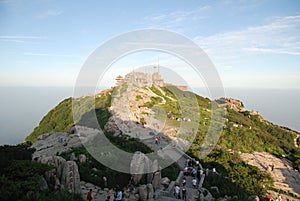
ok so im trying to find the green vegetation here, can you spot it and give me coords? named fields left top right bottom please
left=218, top=108, right=300, bottom=170
left=201, top=149, right=272, bottom=199
left=136, top=95, right=143, bottom=101
left=155, top=86, right=299, bottom=198
left=142, top=96, right=163, bottom=108
left=0, top=144, right=83, bottom=201
left=112, top=83, right=128, bottom=97
left=25, top=191, right=83, bottom=201
left=59, top=133, right=180, bottom=188
left=26, top=98, right=73, bottom=143
left=149, top=86, right=164, bottom=97
left=22, top=85, right=300, bottom=199
left=26, top=94, right=111, bottom=143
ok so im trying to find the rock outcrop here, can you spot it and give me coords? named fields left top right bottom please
left=31, top=126, right=100, bottom=159
left=38, top=155, right=81, bottom=194
left=61, top=161, right=81, bottom=193
left=130, top=152, right=152, bottom=184
left=241, top=151, right=300, bottom=197
left=152, top=171, right=161, bottom=190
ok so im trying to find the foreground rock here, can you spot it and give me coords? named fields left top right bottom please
left=38, top=156, right=81, bottom=193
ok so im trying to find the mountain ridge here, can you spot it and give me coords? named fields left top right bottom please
left=24, top=83, right=300, bottom=199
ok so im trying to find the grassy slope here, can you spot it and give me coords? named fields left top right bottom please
left=147, top=86, right=299, bottom=199
left=26, top=94, right=111, bottom=143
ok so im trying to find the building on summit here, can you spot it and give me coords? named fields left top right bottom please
left=124, top=71, right=164, bottom=88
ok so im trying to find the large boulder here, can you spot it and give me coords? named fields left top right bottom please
left=61, top=161, right=81, bottom=193
left=152, top=171, right=161, bottom=190
left=130, top=152, right=152, bottom=184
left=161, top=177, right=170, bottom=187
left=40, top=177, right=49, bottom=191
left=38, top=156, right=81, bottom=194
left=147, top=183, right=154, bottom=200
left=70, top=152, right=76, bottom=161
left=78, top=154, right=87, bottom=163
left=39, top=156, right=66, bottom=179
left=138, top=185, right=148, bottom=201
left=147, top=159, right=159, bottom=184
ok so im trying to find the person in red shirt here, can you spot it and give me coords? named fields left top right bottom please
left=187, top=168, right=191, bottom=176
left=87, top=189, right=93, bottom=201
left=182, top=187, right=187, bottom=201
left=267, top=192, right=272, bottom=201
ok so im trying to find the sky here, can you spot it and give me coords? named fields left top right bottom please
left=1, top=0, right=300, bottom=89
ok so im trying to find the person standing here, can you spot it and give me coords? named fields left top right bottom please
left=182, top=187, right=187, bottom=201
left=116, top=189, right=122, bottom=201
left=157, top=136, right=161, bottom=144
left=182, top=177, right=186, bottom=186
left=267, top=192, right=272, bottom=201
left=174, top=185, right=180, bottom=199
left=87, top=189, right=93, bottom=201
left=192, top=178, right=197, bottom=188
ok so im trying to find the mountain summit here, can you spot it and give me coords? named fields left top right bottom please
left=25, top=70, right=300, bottom=200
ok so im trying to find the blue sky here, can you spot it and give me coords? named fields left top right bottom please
left=1, top=0, right=300, bottom=89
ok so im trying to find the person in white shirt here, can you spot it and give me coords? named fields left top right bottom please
left=192, top=178, right=197, bottom=188
left=174, top=185, right=180, bottom=199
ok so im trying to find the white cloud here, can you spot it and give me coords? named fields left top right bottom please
left=195, top=15, right=300, bottom=60
left=24, top=52, right=83, bottom=59
left=0, top=36, right=44, bottom=39
left=144, top=6, right=210, bottom=29
left=0, top=35, right=46, bottom=43
left=242, top=47, right=300, bottom=56
left=37, top=9, right=63, bottom=19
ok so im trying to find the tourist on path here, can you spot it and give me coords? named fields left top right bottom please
left=116, top=189, right=122, bottom=201
left=267, top=192, right=272, bottom=201
left=182, top=187, right=187, bottom=201
left=174, top=185, right=180, bottom=199
left=184, top=166, right=188, bottom=176
left=192, top=178, right=197, bottom=188
left=87, top=189, right=93, bottom=201
left=182, top=177, right=186, bottom=186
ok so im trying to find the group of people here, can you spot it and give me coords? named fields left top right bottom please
left=86, top=188, right=123, bottom=201
left=154, top=135, right=161, bottom=145
left=267, top=192, right=284, bottom=201
left=167, top=111, right=191, bottom=122
left=174, top=184, right=187, bottom=201
left=173, top=158, right=205, bottom=200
